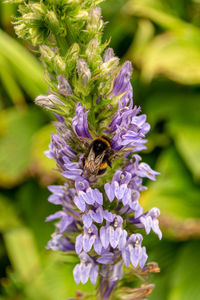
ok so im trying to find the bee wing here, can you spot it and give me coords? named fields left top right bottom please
left=84, top=149, right=106, bottom=176
left=94, top=151, right=106, bottom=165
left=87, top=147, right=96, bottom=161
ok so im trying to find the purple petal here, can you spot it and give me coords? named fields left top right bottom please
left=94, top=237, right=102, bottom=255
left=122, top=188, right=131, bottom=205
left=115, top=183, right=127, bottom=200
left=118, top=229, right=127, bottom=251
left=103, top=210, right=115, bottom=222
left=139, top=247, right=148, bottom=268
left=80, top=263, right=92, bottom=284
left=46, top=211, right=63, bottom=222
left=60, top=215, right=73, bottom=233
left=93, top=188, right=103, bottom=205
left=104, top=183, right=115, bottom=202
left=122, top=248, right=130, bottom=267
left=152, top=219, right=162, bottom=240
left=85, top=188, right=95, bottom=205
left=92, top=207, right=103, bottom=223
left=75, top=234, right=83, bottom=254
left=130, top=245, right=141, bottom=268
left=62, top=169, right=82, bottom=180
left=73, top=264, right=81, bottom=284
left=140, top=216, right=152, bottom=235
left=82, top=213, right=93, bottom=228
left=74, top=195, right=86, bottom=212
left=89, top=264, right=99, bottom=285
left=97, top=252, right=114, bottom=264
left=82, top=235, right=91, bottom=252
left=100, top=226, right=109, bottom=249
left=108, top=226, right=115, bottom=248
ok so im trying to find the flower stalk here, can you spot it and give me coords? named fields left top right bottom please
left=9, top=0, right=162, bottom=299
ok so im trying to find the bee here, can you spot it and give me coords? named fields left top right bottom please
left=83, top=136, right=115, bottom=180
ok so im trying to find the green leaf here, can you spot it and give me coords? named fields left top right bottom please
left=0, top=107, right=45, bottom=187
left=140, top=34, right=200, bottom=85
left=0, top=29, right=47, bottom=98
left=168, top=122, right=200, bottom=181
left=4, top=227, right=41, bottom=283
left=0, top=55, right=26, bottom=107
left=41, top=252, right=95, bottom=299
left=123, top=0, right=200, bottom=40
left=30, top=123, right=59, bottom=184
left=0, top=194, right=21, bottom=231
left=4, top=227, right=55, bottom=300
left=145, top=92, right=200, bottom=179
left=169, top=241, right=200, bottom=300
left=142, top=147, right=200, bottom=221
left=124, top=0, right=200, bottom=85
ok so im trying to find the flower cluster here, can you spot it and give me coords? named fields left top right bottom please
left=44, top=61, right=161, bottom=298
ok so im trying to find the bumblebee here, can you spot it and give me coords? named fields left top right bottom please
left=83, top=137, right=115, bottom=180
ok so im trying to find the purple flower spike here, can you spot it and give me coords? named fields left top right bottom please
left=42, top=21, right=162, bottom=289
left=72, top=102, right=92, bottom=139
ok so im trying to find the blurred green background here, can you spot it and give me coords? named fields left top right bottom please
left=1, top=0, right=200, bottom=299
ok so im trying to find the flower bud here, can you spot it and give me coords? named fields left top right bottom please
left=30, top=3, right=45, bottom=15
left=54, top=55, right=66, bottom=72
left=74, top=10, right=88, bottom=20
left=100, top=57, right=119, bottom=74
left=57, top=75, right=73, bottom=96
left=15, top=23, right=26, bottom=38
left=35, top=94, right=64, bottom=110
left=76, top=59, right=91, bottom=87
left=86, top=38, right=99, bottom=60
left=87, top=7, right=103, bottom=32
left=103, top=48, right=115, bottom=63
left=40, top=45, right=55, bottom=61
left=66, top=43, right=80, bottom=61
left=23, top=12, right=41, bottom=23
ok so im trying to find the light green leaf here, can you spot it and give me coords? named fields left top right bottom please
left=124, top=0, right=200, bottom=84
left=4, top=227, right=55, bottom=300
left=0, top=194, right=21, bottom=231
left=0, top=29, right=47, bottom=98
left=145, top=92, right=200, bottom=178
left=169, top=241, right=200, bottom=300
left=123, top=0, right=200, bottom=40
left=30, top=123, right=60, bottom=184
left=0, top=107, right=45, bottom=187
left=0, top=55, right=26, bottom=107
left=140, top=34, right=200, bottom=84
left=142, top=147, right=200, bottom=220
left=4, top=227, right=41, bottom=283
left=168, top=122, right=200, bottom=181
left=41, top=252, right=95, bottom=299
